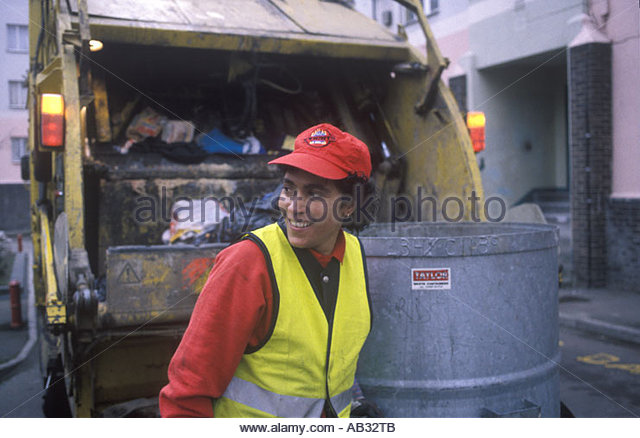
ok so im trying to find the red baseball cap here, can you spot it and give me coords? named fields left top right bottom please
left=269, top=123, right=372, bottom=180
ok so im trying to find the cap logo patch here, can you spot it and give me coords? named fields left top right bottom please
left=305, top=128, right=335, bottom=148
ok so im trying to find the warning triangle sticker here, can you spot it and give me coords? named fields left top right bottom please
left=118, top=262, right=141, bottom=284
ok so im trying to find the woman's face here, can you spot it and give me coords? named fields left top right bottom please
left=278, top=168, right=353, bottom=255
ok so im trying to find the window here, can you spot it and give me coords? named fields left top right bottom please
left=404, top=0, right=421, bottom=24
left=404, top=0, right=438, bottom=24
left=7, top=24, right=28, bottom=53
left=11, top=137, right=28, bottom=163
left=8, top=81, right=27, bottom=109
left=404, top=7, right=417, bottom=24
left=449, top=75, right=467, bottom=114
left=382, top=10, right=393, bottom=27
left=425, top=0, right=439, bottom=16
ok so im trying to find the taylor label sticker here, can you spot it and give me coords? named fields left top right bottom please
left=411, top=268, right=451, bottom=290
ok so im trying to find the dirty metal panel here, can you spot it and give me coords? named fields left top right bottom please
left=91, top=24, right=409, bottom=61
left=103, top=243, right=226, bottom=328
left=95, top=176, right=280, bottom=273
left=71, top=0, right=302, bottom=32
left=173, top=0, right=305, bottom=32
left=90, top=335, right=182, bottom=411
left=90, top=154, right=280, bottom=274
left=68, top=0, right=409, bottom=60
left=88, top=153, right=281, bottom=180
left=270, top=0, right=398, bottom=41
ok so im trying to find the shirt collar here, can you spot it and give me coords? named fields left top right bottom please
left=309, top=230, right=346, bottom=264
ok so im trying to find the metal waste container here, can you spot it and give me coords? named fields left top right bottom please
left=357, top=222, right=560, bottom=417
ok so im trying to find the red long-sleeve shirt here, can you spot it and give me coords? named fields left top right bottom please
left=159, top=231, right=346, bottom=418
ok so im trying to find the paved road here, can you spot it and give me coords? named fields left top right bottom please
left=0, top=340, right=45, bottom=418
left=558, top=326, right=640, bottom=418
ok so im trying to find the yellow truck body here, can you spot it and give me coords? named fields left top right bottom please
left=27, top=0, right=483, bottom=416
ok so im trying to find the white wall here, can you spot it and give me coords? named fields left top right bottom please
left=475, top=57, right=567, bottom=205
left=406, top=0, right=584, bottom=66
left=468, top=0, right=583, bottom=69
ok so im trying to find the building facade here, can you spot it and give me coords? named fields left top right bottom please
left=0, top=0, right=31, bottom=232
left=355, top=0, right=640, bottom=290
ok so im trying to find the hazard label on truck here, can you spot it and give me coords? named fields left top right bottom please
left=411, top=268, right=451, bottom=290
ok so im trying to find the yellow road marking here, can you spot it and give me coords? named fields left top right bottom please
left=577, top=353, right=640, bottom=376
left=577, top=353, right=619, bottom=365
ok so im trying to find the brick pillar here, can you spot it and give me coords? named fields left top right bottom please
left=568, top=42, right=612, bottom=287
left=607, top=198, right=640, bottom=291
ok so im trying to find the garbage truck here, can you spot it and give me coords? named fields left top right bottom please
left=26, top=0, right=484, bottom=417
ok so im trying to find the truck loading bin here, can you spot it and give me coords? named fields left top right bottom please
left=357, top=222, right=560, bottom=417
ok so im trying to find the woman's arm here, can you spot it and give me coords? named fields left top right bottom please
left=159, top=240, right=273, bottom=417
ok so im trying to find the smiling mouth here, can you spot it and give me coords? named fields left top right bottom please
left=287, top=218, right=312, bottom=229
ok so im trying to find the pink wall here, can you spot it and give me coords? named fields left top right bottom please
left=437, top=29, right=470, bottom=84
left=413, top=29, right=470, bottom=85
left=603, top=0, right=640, bottom=197
left=0, top=116, right=28, bottom=183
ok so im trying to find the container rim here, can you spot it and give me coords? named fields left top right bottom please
left=358, top=221, right=559, bottom=257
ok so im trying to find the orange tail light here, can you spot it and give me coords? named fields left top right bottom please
left=41, top=93, right=64, bottom=148
left=467, top=111, right=485, bottom=153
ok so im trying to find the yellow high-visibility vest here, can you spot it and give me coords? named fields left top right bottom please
left=213, top=223, right=371, bottom=418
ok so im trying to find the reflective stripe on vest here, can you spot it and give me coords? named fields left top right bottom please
left=221, top=376, right=353, bottom=418
left=214, top=223, right=371, bottom=418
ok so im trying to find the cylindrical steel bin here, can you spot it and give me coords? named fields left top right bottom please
left=357, top=222, right=559, bottom=417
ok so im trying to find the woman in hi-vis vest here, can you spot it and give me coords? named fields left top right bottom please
left=160, top=123, right=378, bottom=418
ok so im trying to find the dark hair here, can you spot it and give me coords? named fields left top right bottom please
left=333, top=174, right=378, bottom=233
